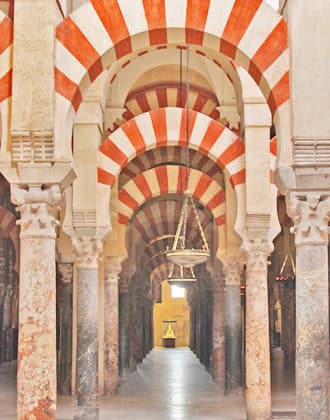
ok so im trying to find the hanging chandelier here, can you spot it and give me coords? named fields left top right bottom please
left=167, top=263, right=196, bottom=288
left=165, top=45, right=210, bottom=268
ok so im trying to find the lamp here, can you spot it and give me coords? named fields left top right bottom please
left=167, top=263, right=196, bottom=288
left=166, top=45, right=210, bottom=268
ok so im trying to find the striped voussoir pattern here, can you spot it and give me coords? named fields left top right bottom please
left=131, top=198, right=213, bottom=249
left=98, top=108, right=245, bottom=189
left=0, top=12, right=13, bottom=109
left=118, top=165, right=225, bottom=226
left=55, top=0, right=289, bottom=118
left=270, top=136, right=277, bottom=182
left=117, top=82, right=220, bottom=131
left=120, top=146, right=224, bottom=189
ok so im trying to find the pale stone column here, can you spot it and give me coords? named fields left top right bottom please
left=211, top=271, right=226, bottom=388
left=287, top=193, right=330, bottom=419
left=222, top=258, right=243, bottom=393
left=104, top=256, right=123, bottom=396
left=13, top=186, right=62, bottom=420
left=73, top=237, right=102, bottom=420
left=244, top=240, right=272, bottom=420
left=57, top=263, right=73, bottom=396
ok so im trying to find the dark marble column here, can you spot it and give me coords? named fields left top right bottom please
left=222, top=259, right=243, bottom=393
left=73, top=238, right=102, bottom=420
left=57, top=263, right=73, bottom=395
left=287, top=193, right=329, bottom=419
left=128, top=279, right=138, bottom=372
left=104, top=256, right=122, bottom=397
left=211, top=267, right=225, bottom=388
left=245, top=242, right=272, bottom=420
left=119, top=287, right=129, bottom=378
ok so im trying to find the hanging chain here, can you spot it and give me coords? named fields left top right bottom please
left=185, top=45, right=190, bottom=193
left=190, top=196, right=209, bottom=251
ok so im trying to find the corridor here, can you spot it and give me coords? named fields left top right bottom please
left=1, top=348, right=296, bottom=420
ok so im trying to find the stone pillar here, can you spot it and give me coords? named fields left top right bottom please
left=287, top=193, right=329, bottom=419
left=245, top=241, right=272, bottom=420
left=14, top=186, right=62, bottom=420
left=119, top=274, right=130, bottom=379
left=211, top=269, right=226, bottom=388
left=128, top=279, right=138, bottom=372
left=73, top=237, right=102, bottom=420
left=57, top=263, right=73, bottom=396
left=222, top=259, right=243, bottom=393
left=104, top=256, right=122, bottom=397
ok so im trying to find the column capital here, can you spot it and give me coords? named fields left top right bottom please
left=243, top=239, right=273, bottom=272
left=57, top=263, right=73, bottom=284
left=221, top=256, right=245, bottom=286
left=72, top=237, right=103, bottom=269
left=286, top=192, right=330, bottom=246
left=12, top=184, right=62, bottom=238
left=104, top=256, right=125, bottom=284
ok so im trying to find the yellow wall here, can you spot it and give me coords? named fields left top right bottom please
left=153, top=281, right=190, bottom=347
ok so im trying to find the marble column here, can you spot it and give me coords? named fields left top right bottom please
left=119, top=275, right=130, bottom=379
left=14, top=186, right=61, bottom=419
left=128, top=279, right=138, bottom=372
left=245, top=241, right=272, bottom=420
left=73, top=237, right=102, bottom=420
left=222, top=259, right=243, bottom=393
left=287, top=193, right=330, bottom=419
left=211, top=271, right=226, bottom=388
left=58, top=263, right=73, bottom=395
left=104, top=256, right=122, bottom=397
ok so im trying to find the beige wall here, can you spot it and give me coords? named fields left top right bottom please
left=153, top=281, right=190, bottom=348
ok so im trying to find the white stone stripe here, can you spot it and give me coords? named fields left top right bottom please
left=209, top=130, right=237, bottom=161
left=55, top=42, right=86, bottom=84
left=71, top=2, right=113, bottom=56
left=123, top=182, right=145, bottom=205
left=165, top=0, right=187, bottom=31
left=204, top=0, right=235, bottom=38
left=166, top=108, right=182, bottom=143
left=144, top=169, right=160, bottom=196
left=189, top=112, right=210, bottom=148
left=226, top=155, right=245, bottom=176
left=167, top=166, right=180, bottom=193
left=109, top=129, right=136, bottom=159
left=200, top=183, right=222, bottom=207
left=238, top=3, right=281, bottom=59
left=135, top=113, right=156, bottom=149
left=260, top=49, right=289, bottom=95
left=0, top=46, right=11, bottom=80
left=119, top=0, right=149, bottom=37
left=118, top=202, right=133, bottom=218
left=188, top=170, right=202, bottom=194
left=97, top=151, right=121, bottom=177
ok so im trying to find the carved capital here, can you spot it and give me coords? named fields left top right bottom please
left=286, top=193, right=330, bottom=246
left=58, top=263, right=73, bottom=284
left=217, top=105, right=240, bottom=130
left=12, top=185, right=62, bottom=238
left=105, top=256, right=124, bottom=284
left=244, top=239, right=273, bottom=272
left=222, top=258, right=244, bottom=286
left=72, top=237, right=103, bottom=268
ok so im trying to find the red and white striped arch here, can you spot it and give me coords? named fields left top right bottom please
left=55, top=0, right=289, bottom=157
left=0, top=12, right=13, bottom=153
left=118, top=165, right=225, bottom=226
left=98, top=108, right=245, bottom=188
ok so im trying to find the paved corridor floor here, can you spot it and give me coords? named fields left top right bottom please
left=1, top=348, right=295, bottom=419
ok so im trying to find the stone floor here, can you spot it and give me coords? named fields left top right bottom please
left=0, top=348, right=295, bottom=419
